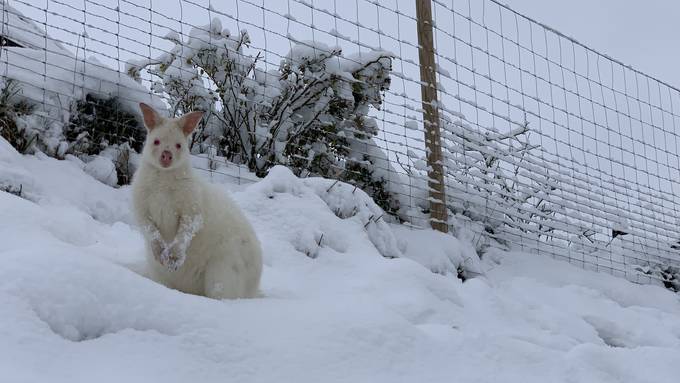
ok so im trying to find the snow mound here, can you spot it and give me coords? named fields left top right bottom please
left=0, top=139, right=131, bottom=224
left=236, top=165, right=404, bottom=260
left=393, top=225, right=482, bottom=279
left=83, top=155, right=118, bottom=187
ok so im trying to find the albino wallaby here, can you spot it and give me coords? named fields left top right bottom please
left=131, top=103, right=262, bottom=299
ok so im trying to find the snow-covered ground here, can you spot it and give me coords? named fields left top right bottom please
left=1, top=137, right=680, bottom=383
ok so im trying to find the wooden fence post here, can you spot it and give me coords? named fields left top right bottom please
left=415, top=0, right=448, bottom=233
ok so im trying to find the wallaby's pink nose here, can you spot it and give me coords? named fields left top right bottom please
left=160, top=150, right=173, bottom=167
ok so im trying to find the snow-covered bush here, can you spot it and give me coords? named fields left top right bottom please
left=0, top=1, right=163, bottom=186
left=65, top=94, right=145, bottom=155
left=65, top=94, right=145, bottom=184
left=567, top=224, right=680, bottom=292
left=398, top=116, right=574, bottom=254
left=0, top=82, right=144, bottom=185
left=0, top=79, right=37, bottom=153
left=643, top=264, right=680, bottom=292
left=441, top=119, right=562, bottom=244
left=127, top=18, right=401, bottom=216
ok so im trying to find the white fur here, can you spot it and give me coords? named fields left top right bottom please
left=131, top=105, right=262, bottom=299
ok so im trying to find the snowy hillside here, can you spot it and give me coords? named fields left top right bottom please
left=1, top=137, right=680, bottom=383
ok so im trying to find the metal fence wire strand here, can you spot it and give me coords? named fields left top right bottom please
left=1, top=0, right=680, bottom=289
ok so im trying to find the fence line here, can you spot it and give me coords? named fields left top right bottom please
left=1, top=0, right=679, bottom=289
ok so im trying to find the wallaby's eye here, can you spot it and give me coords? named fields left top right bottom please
left=153, top=139, right=160, bottom=146
left=176, top=143, right=182, bottom=149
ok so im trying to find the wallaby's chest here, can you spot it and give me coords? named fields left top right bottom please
left=147, top=189, right=178, bottom=224
left=144, top=180, right=193, bottom=238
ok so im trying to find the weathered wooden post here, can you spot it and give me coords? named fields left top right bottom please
left=415, top=0, right=448, bottom=233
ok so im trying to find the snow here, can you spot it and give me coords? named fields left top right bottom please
left=1, top=137, right=680, bottom=382
left=83, top=155, right=118, bottom=187
left=0, top=1, right=70, bottom=56
left=0, top=139, right=130, bottom=224
left=404, top=119, right=419, bottom=131
left=393, top=225, right=482, bottom=278
left=1, top=48, right=162, bottom=122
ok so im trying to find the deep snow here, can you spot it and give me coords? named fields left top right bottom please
left=1, top=137, right=680, bottom=383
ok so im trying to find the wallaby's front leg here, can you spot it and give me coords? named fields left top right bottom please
left=141, top=221, right=171, bottom=265
left=163, top=214, right=203, bottom=271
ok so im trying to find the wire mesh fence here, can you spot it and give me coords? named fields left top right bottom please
left=1, top=0, right=679, bottom=289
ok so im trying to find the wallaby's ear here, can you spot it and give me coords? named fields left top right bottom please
left=180, top=111, right=204, bottom=136
left=139, top=102, right=161, bottom=131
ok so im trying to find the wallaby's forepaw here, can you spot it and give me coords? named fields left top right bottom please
left=151, top=239, right=165, bottom=263
left=160, top=242, right=186, bottom=271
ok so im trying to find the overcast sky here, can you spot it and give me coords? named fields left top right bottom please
left=504, top=0, right=680, bottom=89
left=12, top=0, right=679, bottom=87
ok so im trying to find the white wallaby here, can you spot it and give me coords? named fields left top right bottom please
left=131, top=103, right=262, bottom=299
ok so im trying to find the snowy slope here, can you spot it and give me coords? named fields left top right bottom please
left=1, top=138, right=680, bottom=383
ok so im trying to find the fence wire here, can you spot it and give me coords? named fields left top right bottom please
left=1, top=0, right=679, bottom=289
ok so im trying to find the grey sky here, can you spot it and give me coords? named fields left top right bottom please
left=504, top=0, right=680, bottom=89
